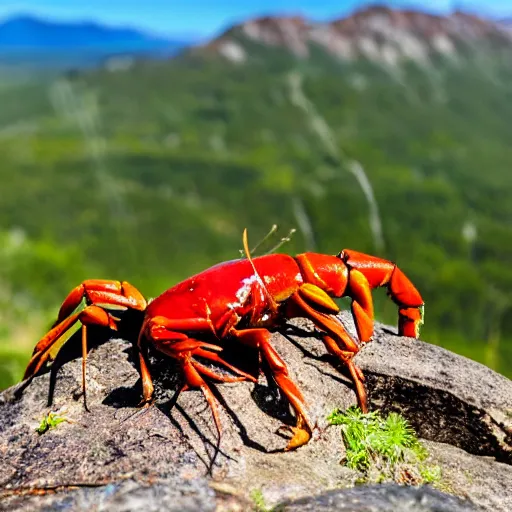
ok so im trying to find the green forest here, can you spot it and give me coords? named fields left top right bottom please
left=1, top=45, right=511, bottom=389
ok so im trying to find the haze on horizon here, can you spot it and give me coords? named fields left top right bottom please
left=0, top=0, right=511, bottom=40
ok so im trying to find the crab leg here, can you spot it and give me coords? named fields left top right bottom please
left=24, top=305, right=118, bottom=409
left=191, top=361, right=249, bottom=383
left=24, top=305, right=117, bottom=379
left=139, top=316, right=229, bottom=404
left=192, top=347, right=258, bottom=382
left=24, top=280, right=147, bottom=409
left=55, top=279, right=146, bottom=324
left=230, top=327, right=313, bottom=450
left=322, top=334, right=367, bottom=412
left=140, top=316, right=258, bottom=439
left=27, top=280, right=146, bottom=369
left=340, top=250, right=424, bottom=338
left=287, top=283, right=368, bottom=412
left=345, top=269, right=374, bottom=343
left=181, top=358, right=223, bottom=439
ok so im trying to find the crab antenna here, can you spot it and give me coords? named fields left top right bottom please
left=250, top=224, right=278, bottom=255
left=242, top=228, right=279, bottom=311
left=264, top=228, right=297, bottom=256
left=242, top=228, right=258, bottom=272
left=239, top=224, right=279, bottom=258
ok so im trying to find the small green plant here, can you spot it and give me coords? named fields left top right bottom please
left=327, top=406, right=442, bottom=486
left=36, top=411, right=67, bottom=435
left=250, top=489, right=269, bottom=512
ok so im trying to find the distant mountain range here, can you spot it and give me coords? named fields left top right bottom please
left=0, top=15, right=193, bottom=70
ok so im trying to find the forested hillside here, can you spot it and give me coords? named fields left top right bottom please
left=1, top=7, right=511, bottom=388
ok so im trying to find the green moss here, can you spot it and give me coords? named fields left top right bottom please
left=36, top=411, right=67, bottom=435
left=327, top=406, right=442, bottom=486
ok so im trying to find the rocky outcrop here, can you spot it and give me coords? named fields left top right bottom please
left=1, top=313, right=511, bottom=511
left=280, top=484, right=481, bottom=511
left=198, top=6, right=512, bottom=65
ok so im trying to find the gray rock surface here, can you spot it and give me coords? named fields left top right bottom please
left=279, top=484, right=480, bottom=511
left=1, top=313, right=511, bottom=511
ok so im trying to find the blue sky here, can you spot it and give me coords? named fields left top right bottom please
left=0, top=1, right=511, bottom=39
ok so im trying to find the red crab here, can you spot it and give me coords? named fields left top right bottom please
left=23, top=230, right=423, bottom=450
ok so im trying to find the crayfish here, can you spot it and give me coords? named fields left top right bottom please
left=23, top=230, right=424, bottom=450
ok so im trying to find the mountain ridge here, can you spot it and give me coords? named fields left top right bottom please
left=195, top=5, right=512, bottom=65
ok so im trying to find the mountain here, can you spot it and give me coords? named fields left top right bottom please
left=0, top=15, right=192, bottom=70
left=196, top=5, right=512, bottom=65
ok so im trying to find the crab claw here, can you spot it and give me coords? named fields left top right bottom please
left=278, top=415, right=313, bottom=451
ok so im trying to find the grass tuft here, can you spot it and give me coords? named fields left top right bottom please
left=327, top=406, right=442, bottom=486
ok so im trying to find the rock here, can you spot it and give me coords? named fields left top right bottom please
left=360, top=326, right=512, bottom=463
left=424, top=442, right=511, bottom=512
left=279, top=484, right=480, bottom=511
left=1, top=312, right=511, bottom=511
